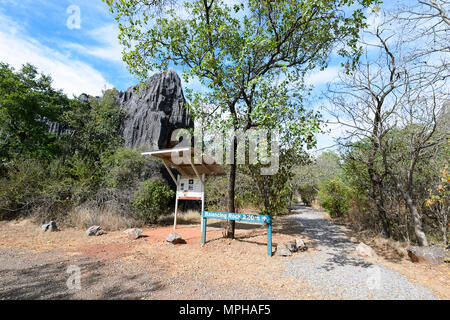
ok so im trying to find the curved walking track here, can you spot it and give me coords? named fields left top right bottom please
left=284, top=205, right=438, bottom=300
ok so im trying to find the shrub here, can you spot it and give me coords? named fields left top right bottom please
left=0, top=158, right=46, bottom=218
left=317, top=179, right=352, bottom=218
left=132, top=178, right=174, bottom=223
left=102, top=148, right=145, bottom=188
left=206, top=174, right=263, bottom=212
left=298, top=184, right=317, bottom=206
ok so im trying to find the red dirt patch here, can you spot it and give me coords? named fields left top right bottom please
left=141, top=226, right=222, bottom=245
left=75, top=226, right=223, bottom=259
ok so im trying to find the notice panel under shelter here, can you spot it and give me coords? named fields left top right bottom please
left=142, top=147, right=225, bottom=229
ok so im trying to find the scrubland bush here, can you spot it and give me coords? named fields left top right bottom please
left=102, top=148, right=145, bottom=188
left=317, top=179, right=352, bottom=218
left=297, top=184, right=317, bottom=206
left=205, top=174, right=263, bottom=213
left=132, top=178, right=174, bottom=223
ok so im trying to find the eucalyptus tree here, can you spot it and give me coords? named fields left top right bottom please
left=327, top=12, right=449, bottom=246
left=105, top=0, right=380, bottom=237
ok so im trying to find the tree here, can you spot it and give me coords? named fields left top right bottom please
left=0, top=63, right=69, bottom=161
left=327, top=12, right=449, bottom=246
left=291, top=151, right=341, bottom=206
left=61, top=88, right=125, bottom=161
left=427, top=168, right=449, bottom=244
left=394, top=0, right=449, bottom=82
left=105, top=0, right=379, bottom=238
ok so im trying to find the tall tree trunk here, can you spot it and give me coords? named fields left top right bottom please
left=387, top=169, right=429, bottom=246
left=441, top=206, right=448, bottom=245
left=368, top=164, right=391, bottom=237
left=224, top=137, right=237, bottom=239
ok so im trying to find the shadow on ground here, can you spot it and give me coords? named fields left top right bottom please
left=0, top=250, right=164, bottom=300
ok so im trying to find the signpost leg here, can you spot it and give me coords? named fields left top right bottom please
left=200, top=174, right=205, bottom=233
left=201, top=213, right=207, bottom=244
left=174, top=175, right=180, bottom=229
left=174, top=197, right=179, bottom=229
left=267, top=222, right=272, bottom=257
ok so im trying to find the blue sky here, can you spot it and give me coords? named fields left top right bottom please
left=0, top=0, right=409, bottom=152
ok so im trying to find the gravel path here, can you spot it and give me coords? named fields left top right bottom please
left=284, top=205, right=438, bottom=300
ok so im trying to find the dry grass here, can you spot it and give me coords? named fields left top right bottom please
left=64, top=206, right=144, bottom=231
left=157, top=210, right=202, bottom=225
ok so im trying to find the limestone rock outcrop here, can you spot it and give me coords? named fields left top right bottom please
left=118, top=68, right=193, bottom=150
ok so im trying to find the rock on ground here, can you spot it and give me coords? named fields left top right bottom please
left=407, top=246, right=449, bottom=265
left=166, top=232, right=184, bottom=244
left=287, top=242, right=298, bottom=253
left=124, top=228, right=142, bottom=240
left=41, top=221, right=57, bottom=232
left=86, top=226, right=104, bottom=236
left=276, top=244, right=292, bottom=257
left=295, top=238, right=307, bottom=251
left=355, top=242, right=378, bottom=258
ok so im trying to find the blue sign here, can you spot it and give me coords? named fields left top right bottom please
left=201, top=211, right=272, bottom=257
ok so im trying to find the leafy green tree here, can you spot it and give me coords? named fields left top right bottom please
left=0, top=63, right=69, bottom=160
left=318, top=178, right=352, bottom=218
left=102, top=148, right=146, bottom=188
left=132, top=178, right=175, bottom=222
left=105, top=0, right=379, bottom=237
left=61, top=88, right=125, bottom=162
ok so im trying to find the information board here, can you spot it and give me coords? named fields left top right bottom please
left=177, top=178, right=203, bottom=200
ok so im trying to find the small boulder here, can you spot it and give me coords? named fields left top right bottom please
left=286, top=242, right=298, bottom=253
left=166, top=232, right=184, bottom=244
left=295, top=238, right=307, bottom=252
left=41, top=221, right=57, bottom=232
left=407, top=246, right=448, bottom=265
left=276, top=244, right=292, bottom=257
left=124, top=228, right=142, bottom=240
left=355, top=242, right=377, bottom=258
left=86, top=226, right=104, bottom=236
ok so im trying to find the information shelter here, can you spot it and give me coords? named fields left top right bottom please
left=142, top=147, right=225, bottom=229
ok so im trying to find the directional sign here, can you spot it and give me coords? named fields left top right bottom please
left=201, top=211, right=272, bottom=257
left=203, top=211, right=271, bottom=224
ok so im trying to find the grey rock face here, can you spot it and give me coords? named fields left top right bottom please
left=41, top=221, right=57, bottom=232
left=45, top=69, right=193, bottom=152
left=407, top=246, right=449, bottom=265
left=118, top=68, right=193, bottom=151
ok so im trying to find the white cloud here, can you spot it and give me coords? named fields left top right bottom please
left=305, top=66, right=341, bottom=86
left=0, top=12, right=112, bottom=96
left=63, top=24, right=124, bottom=63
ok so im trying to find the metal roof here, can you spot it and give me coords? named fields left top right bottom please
left=142, top=147, right=225, bottom=178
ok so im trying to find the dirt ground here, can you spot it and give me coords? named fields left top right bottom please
left=0, top=216, right=322, bottom=299
left=0, top=211, right=448, bottom=300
